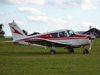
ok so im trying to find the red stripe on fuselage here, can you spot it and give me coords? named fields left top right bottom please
left=16, top=34, right=91, bottom=41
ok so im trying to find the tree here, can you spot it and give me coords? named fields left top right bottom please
left=22, top=29, right=28, bottom=35
left=0, top=24, right=5, bottom=38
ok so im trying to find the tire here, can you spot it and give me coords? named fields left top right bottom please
left=69, top=48, right=74, bottom=53
left=50, top=50, right=56, bottom=54
left=83, top=49, right=89, bottom=54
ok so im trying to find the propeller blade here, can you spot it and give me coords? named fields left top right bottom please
left=89, top=40, right=93, bottom=50
left=89, top=28, right=96, bottom=50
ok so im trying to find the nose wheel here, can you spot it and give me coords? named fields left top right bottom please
left=83, top=49, right=89, bottom=54
left=83, top=46, right=89, bottom=54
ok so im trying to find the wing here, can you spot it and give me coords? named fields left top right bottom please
left=25, top=39, right=71, bottom=47
left=3, top=41, right=17, bottom=43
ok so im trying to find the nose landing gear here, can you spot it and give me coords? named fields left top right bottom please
left=83, top=46, right=89, bottom=54
left=68, top=48, right=74, bottom=53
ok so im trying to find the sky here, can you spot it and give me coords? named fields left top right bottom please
left=0, top=0, right=100, bottom=36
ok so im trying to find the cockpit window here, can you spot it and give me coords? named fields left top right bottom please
left=59, top=31, right=67, bottom=37
left=67, top=30, right=77, bottom=36
left=51, top=33, right=58, bottom=37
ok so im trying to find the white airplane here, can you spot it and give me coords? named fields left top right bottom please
left=5, top=20, right=95, bottom=54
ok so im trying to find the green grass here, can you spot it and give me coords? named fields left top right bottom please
left=0, top=38, right=100, bottom=75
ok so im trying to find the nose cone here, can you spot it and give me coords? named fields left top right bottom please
left=89, top=35, right=96, bottom=40
left=91, top=35, right=96, bottom=39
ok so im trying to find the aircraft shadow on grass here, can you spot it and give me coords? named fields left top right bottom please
left=0, top=51, right=82, bottom=56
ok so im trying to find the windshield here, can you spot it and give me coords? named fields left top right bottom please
left=67, top=30, right=77, bottom=36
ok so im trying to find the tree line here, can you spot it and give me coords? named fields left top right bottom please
left=0, top=24, right=5, bottom=38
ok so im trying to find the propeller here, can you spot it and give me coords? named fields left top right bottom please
left=89, top=39, right=93, bottom=50
left=88, top=27, right=96, bottom=50
left=89, top=32, right=96, bottom=50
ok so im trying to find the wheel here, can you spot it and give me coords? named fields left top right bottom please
left=50, top=50, right=56, bottom=54
left=83, top=49, right=89, bottom=54
left=68, top=48, right=74, bottom=53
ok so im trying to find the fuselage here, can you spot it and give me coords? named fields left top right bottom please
left=16, top=29, right=92, bottom=47
left=8, top=20, right=95, bottom=54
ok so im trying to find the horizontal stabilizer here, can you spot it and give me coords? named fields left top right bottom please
left=3, top=41, right=17, bottom=43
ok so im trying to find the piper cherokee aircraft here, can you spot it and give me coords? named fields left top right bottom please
left=6, top=20, right=95, bottom=54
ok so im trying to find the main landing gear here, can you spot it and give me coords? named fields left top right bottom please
left=50, top=47, right=75, bottom=54
left=49, top=46, right=89, bottom=54
left=50, top=50, right=55, bottom=54
left=83, top=46, right=89, bottom=54
left=67, top=47, right=89, bottom=54
left=64, top=47, right=74, bottom=53
left=50, top=46, right=56, bottom=54
left=68, top=48, right=74, bottom=53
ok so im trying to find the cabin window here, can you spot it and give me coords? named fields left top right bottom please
left=51, top=33, right=58, bottom=37
left=59, top=31, right=67, bottom=37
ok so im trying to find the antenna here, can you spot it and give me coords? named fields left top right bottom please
left=89, top=25, right=92, bottom=30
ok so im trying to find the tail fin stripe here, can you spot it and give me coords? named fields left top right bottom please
left=11, top=26, right=23, bottom=35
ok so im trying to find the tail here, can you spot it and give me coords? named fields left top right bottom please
left=8, top=20, right=27, bottom=40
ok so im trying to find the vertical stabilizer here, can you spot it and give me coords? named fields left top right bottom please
left=8, top=20, right=27, bottom=40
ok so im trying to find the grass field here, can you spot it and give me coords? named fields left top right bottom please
left=0, top=38, right=100, bottom=75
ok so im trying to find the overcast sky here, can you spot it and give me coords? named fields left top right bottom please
left=0, top=0, right=100, bottom=36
